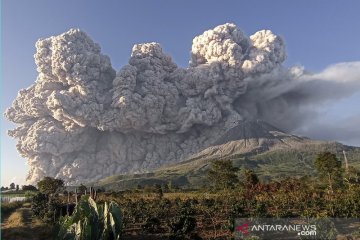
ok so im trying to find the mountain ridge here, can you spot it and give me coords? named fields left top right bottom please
left=94, top=120, right=360, bottom=190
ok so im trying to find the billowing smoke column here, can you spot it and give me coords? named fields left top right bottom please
left=5, top=24, right=360, bottom=184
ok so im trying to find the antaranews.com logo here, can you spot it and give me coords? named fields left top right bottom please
left=234, top=218, right=360, bottom=240
left=236, top=222, right=316, bottom=236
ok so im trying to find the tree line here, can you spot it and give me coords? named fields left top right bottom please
left=23, top=151, right=360, bottom=239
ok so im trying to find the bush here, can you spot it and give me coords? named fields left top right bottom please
left=168, top=200, right=197, bottom=239
left=31, top=192, right=49, bottom=219
left=31, top=192, right=62, bottom=223
left=142, top=217, right=161, bottom=233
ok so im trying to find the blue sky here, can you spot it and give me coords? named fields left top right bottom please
left=2, top=0, right=360, bottom=187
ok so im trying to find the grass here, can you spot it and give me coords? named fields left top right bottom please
left=1, top=201, right=24, bottom=220
left=1, top=203, right=56, bottom=240
left=1, top=193, right=25, bottom=197
left=5, top=209, right=26, bottom=228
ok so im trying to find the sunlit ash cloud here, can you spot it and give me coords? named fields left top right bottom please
left=5, top=23, right=360, bottom=184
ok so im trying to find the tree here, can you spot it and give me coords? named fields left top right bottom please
left=315, top=152, right=343, bottom=192
left=163, top=183, right=169, bottom=193
left=244, top=169, right=259, bottom=189
left=78, top=184, right=87, bottom=194
left=16, top=184, right=19, bottom=191
left=154, top=184, right=163, bottom=199
left=37, top=177, right=64, bottom=195
left=10, top=182, right=15, bottom=190
left=208, top=159, right=239, bottom=190
left=22, top=185, right=37, bottom=191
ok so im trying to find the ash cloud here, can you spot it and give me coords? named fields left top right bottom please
left=295, top=114, right=360, bottom=146
left=5, top=24, right=360, bottom=184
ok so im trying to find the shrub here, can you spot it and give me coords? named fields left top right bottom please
left=31, top=192, right=49, bottom=219
left=31, top=192, right=62, bottom=223
left=168, top=200, right=197, bottom=239
left=142, top=217, right=161, bottom=233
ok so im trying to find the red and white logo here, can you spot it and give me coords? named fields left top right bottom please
left=236, top=223, right=249, bottom=234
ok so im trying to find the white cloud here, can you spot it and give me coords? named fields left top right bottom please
left=4, top=24, right=360, bottom=184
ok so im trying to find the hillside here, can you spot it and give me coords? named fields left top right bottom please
left=95, top=120, right=360, bottom=190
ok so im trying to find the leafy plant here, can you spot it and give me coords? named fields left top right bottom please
left=57, top=196, right=122, bottom=240
left=31, top=192, right=49, bottom=219
left=31, top=192, right=63, bottom=223
left=168, top=200, right=197, bottom=239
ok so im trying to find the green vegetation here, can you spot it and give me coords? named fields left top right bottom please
left=1, top=201, right=24, bottom=218
left=37, top=177, right=64, bottom=195
left=57, top=196, right=122, bottom=240
left=31, top=192, right=63, bottom=223
left=31, top=176, right=65, bottom=224
left=1, top=202, right=55, bottom=239
left=2, top=152, right=360, bottom=239
left=1, top=184, right=37, bottom=193
left=207, top=160, right=239, bottom=189
left=315, top=151, right=343, bottom=192
left=78, top=184, right=88, bottom=194
left=22, top=185, right=38, bottom=191
left=243, top=169, right=259, bottom=189
left=95, top=144, right=360, bottom=191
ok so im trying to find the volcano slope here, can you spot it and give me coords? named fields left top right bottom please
left=95, top=120, right=360, bottom=190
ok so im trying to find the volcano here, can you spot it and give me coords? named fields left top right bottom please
left=95, top=120, right=360, bottom=190
left=194, top=120, right=315, bottom=160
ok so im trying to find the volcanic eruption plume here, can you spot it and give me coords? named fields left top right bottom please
left=5, top=23, right=360, bottom=184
